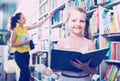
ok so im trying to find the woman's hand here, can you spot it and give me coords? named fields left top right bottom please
left=21, top=40, right=30, bottom=46
left=48, top=11, right=54, bottom=18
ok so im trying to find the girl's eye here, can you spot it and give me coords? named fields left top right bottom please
left=72, top=20, right=76, bottom=22
left=80, top=20, right=85, bottom=23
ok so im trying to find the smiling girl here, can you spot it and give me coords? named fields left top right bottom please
left=56, top=6, right=97, bottom=81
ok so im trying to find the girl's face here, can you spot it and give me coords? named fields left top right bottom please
left=67, top=10, right=86, bottom=35
left=18, top=14, right=26, bottom=25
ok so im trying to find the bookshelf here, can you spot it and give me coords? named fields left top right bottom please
left=30, top=0, right=120, bottom=81
left=102, top=33, right=120, bottom=41
left=105, top=60, right=120, bottom=64
left=29, top=0, right=51, bottom=81
left=101, top=34, right=120, bottom=81
left=89, top=1, right=120, bottom=80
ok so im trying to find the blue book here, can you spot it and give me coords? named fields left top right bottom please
left=20, top=34, right=30, bottom=47
left=50, top=48, right=109, bottom=72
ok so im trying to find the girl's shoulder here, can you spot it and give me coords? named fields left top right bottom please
left=56, top=37, right=70, bottom=49
left=84, top=38, right=94, bottom=44
left=85, top=38, right=96, bottom=50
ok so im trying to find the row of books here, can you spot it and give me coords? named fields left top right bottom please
left=71, top=0, right=115, bottom=11
left=50, top=25, right=69, bottom=42
left=104, top=64, right=120, bottom=81
left=39, top=28, right=49, bottom=40
left=38, top=0, right=118, bottom=28
left=32, top=52, right=48, bottom=66
left=40, top=0, right=115, bottom=13
left=49, top=1, right=120, bottom=36
left=51, top=9, right=66, bottom=25
left=99, top=37, right=120, bottom=60
left=39, top=2, right=49, bottom=16
left=113, top=3, right=120, bottom=33
left=50, top=0, right=115, bottom=12
left=39, top=39, right=49, bottom=50
left=39, top=0, right=46, bottom=5
left=107, top=41, right=120, bottom=60
left=31, top=71, right=57, bottom=81
left=87, top=0, right=115, bottom=10
left=50, top=0, right=67, bottom=10
left=74, top=0, right=86, bottom=10
left=50, top=43, right=57, bottom=49
left=90, top=4, right=120, bottom=35
left=51, top=27, right=61, bottom=42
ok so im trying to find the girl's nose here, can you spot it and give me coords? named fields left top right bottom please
left=76, top=21, right=81, bottom=25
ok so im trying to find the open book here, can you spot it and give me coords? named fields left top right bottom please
left=50, top=48, right=109, bottom=72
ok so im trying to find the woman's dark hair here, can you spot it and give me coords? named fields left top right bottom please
left=10, top=12, right=22, bottom=30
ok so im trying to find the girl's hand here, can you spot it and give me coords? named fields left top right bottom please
left=70, top=59, right=97, bottom=74
left=70, top=58, right=91, bottom=71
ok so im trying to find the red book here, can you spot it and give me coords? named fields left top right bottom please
left=104, top=64, right=114, bottom=80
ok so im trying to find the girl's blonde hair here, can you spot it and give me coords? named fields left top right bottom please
left=66, top=6, right=93, bottom=40
left=66, top=6, right=86, bottom=22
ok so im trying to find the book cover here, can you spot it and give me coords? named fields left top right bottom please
left=20, top=34, right=30, bottom=48
left=50, top=48, right=109, bottom=71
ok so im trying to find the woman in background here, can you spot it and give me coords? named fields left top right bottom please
left=10, top=12, right=53, bottom=81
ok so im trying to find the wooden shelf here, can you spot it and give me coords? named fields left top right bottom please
left=51, top=21, right=65, bottom=28
left=51, top=2, right=65, bottom=12
left=104, top=0, right=120, bottom=9
left=105, top=60, right=120, bottom=64
left=51, top=40, right=58, bottom=43
left=39, top=0, right=48, bottom=8
left=38, top=50, right=49, bottom=53
left=102, top=33, right=120, bottom=41
left=92, top=33, right=99, bottom=38
left=39, top=12, right=48, bottom=20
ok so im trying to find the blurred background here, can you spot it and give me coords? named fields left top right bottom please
left=0, top=0, right=39, bottom=29
left=0, top=0, right=19, bottom=29
left=0, top=0, right=39, bottom=45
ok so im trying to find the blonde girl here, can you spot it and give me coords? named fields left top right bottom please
left=56, top=6, right=97, bottom=81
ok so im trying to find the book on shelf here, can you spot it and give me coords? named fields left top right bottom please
left=50, top=48, right=109, bottom=72
left=104, top=64, right=114, bottom=80
left=108, top=65, right=118, bottom=81
left=113, top=4, right=120, bottom=32
left=115, top=68, right=120, bottom=81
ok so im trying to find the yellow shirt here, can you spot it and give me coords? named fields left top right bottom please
left=12, top=26, right=30, bottom=53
